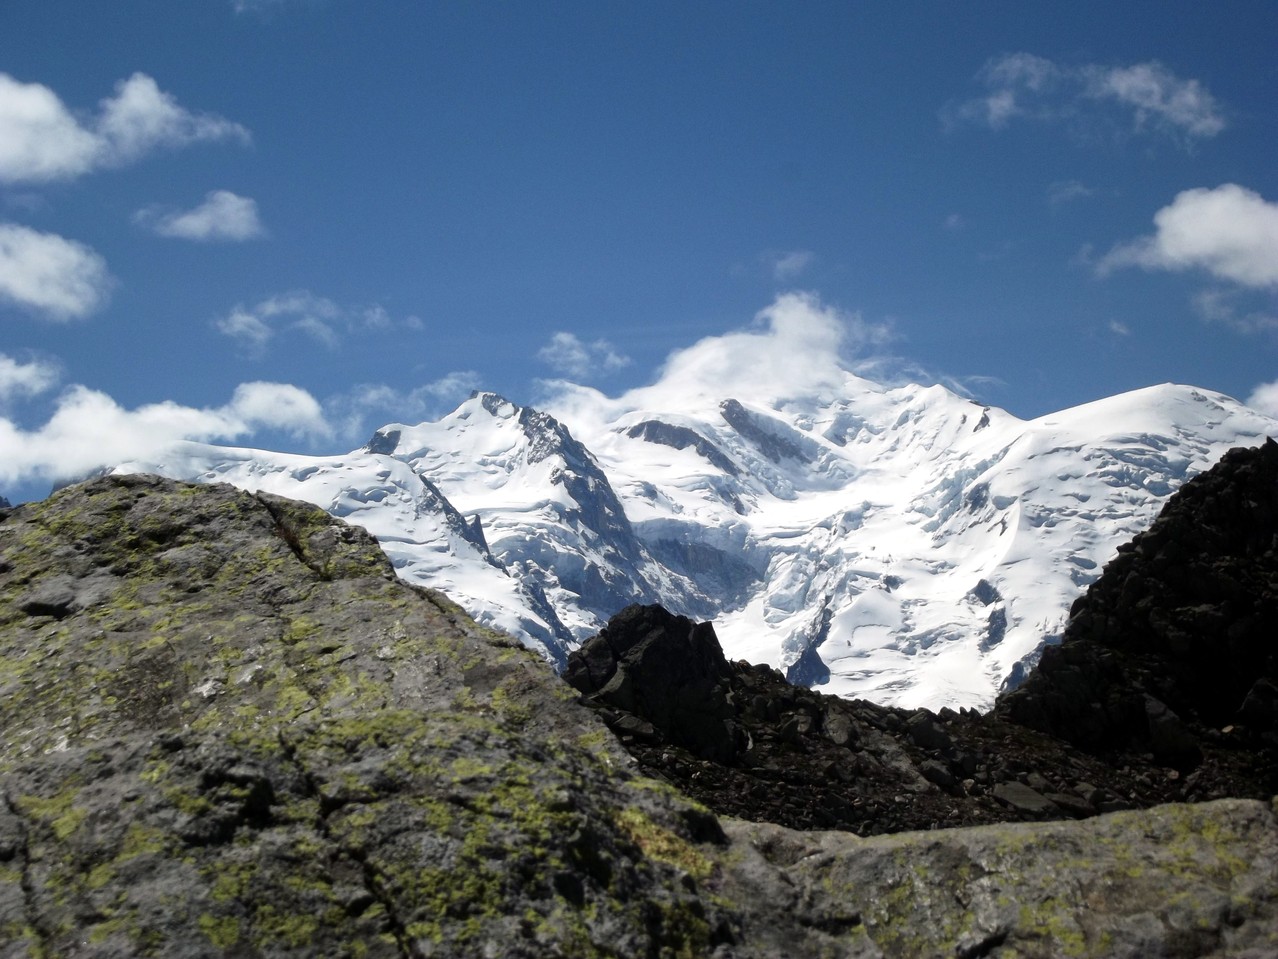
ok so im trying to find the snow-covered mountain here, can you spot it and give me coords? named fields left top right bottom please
left=114, top=371, right=1278, bottom=711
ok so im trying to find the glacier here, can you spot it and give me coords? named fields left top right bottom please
left=114, top=375, right=1278, bottom=711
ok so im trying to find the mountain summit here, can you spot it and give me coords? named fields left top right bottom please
left=115, top=378, right=1277, bottom=710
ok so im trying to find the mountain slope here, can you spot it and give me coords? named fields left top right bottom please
left=115, top=378, right=1278, bottom=710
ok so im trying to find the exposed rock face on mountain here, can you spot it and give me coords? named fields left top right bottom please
left=1000, top=437, right=1278, bottom=777
left=2, top=477, right=1278, bottom=956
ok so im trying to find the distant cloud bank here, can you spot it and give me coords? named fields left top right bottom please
left=0, top=370, right=328, bottom=487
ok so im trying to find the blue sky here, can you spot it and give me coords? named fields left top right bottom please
left=2, top=1, right=1276, bottom=502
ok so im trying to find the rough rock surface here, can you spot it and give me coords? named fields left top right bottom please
left=999, top=437, right=1278, bottom=778
left=567, top=442, right=1278, bottom=837
left=568, top=604, right=1273, bottom=836
left=2, top=476, right=1278, bottom=956
left=0, top=477, right=755, bottom=957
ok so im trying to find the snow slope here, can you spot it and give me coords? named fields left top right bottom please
left=115, top=373, right=1277, bottom=711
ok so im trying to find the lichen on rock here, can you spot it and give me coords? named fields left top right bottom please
left=1, top=474, right=1277, bottom=957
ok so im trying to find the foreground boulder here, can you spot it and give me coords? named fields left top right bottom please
left=2, top=476, right=1277, bottom=956
left=0, top=477, right=753, bottom=957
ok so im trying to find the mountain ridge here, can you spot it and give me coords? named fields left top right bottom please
left=113, top=377, right=1278, bottom=710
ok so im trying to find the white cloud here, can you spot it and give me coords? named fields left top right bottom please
left=0, top=74, right=100, bottom=182
left=216, top=291, right=419, bottom=356
left=764, top=250, right=816, bottom=282
left=136, top=190, right=265, bottom=241
left=1047, top=180, right=1094, bottom=205
left=943, top=213, right=965, bottom=231
left=227, top=382, right=329, bottom=437
left=1192, top=288, right=1278, bottom=335
left=537, top=332, right=630, bottom=379
left=326, top=373, right=482, bottom=440
left=0, top=222, right=112, bottom=320
left=1098, top=184, right=1278, bottom=288
left=1108, top=320, right=1131, bottom=337
left=0, top=381, right=329, bottom=487
left=1245, top=381, right=1278, bottom=418
left=949, top=54, right=1225, bottom=143
left=0, top=354, right=59, bottom=402
left=0, top=72, right=249, bottom=184
left=1082, top=62, right=1226, bottom=138
left=541, top=293, right=894, bottom=433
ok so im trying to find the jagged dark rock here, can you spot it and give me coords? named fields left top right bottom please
left=569, top=442, right=1278, bottom=835
left=999, top=437, right=1278, bottom=777
left=563, top=604, right=740, bottom=763
left=568, top=603, right=1269, bottom=836
left=3, top=475, right=1278, bottom=955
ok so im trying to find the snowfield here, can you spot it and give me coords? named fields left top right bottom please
left=115, top=374, right=1277, bottom=711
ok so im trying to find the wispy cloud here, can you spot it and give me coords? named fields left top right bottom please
left=1098, top=184, right=1278, bottom=289
left=0, top=380, right=328, bottom=487
left=1082, top=62, right=1226, bottom=138
left=946, top=54, right=1225, bottom=144
left=0, top=222, right=113, bottom=320
left=0, top=72, right=249, bottom=184
left=0, top=353, right=60, bottom=403
left=135, top=190, right=265, bottom=241
left=763, top=249, right=816, bottom=282
left=215, top=291, right=420, bottom=357
left=1047, top=180, right=1094, bottom=205
left=536, top=332, right=630, bottom=379
left=1246, top=381, right=1278, bottom=418
left=1192, top=288, right=1278, bottom=336
left=231, top=0, right=308, bottom=13
left=326, top=373, right=482, bottom=440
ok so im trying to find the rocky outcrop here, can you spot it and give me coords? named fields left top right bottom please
left=0, top=477, right=757, bottom=957
left=2, top=475, right=1277, bottom=956
left=567, top=604, right=1274, bottom=836
left=567, top=441, right=1278, bottom=837
left=999, top=437, right=1278, bottom=779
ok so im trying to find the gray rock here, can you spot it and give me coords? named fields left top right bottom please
left=906, top=711, right=953, bottom=752
left=2, top=475, right=1277, bottom=957
left=993, top=781, right=1058, bottom=816
left=824, top=711, right=857, bottom=747
left=918, top=759, right=957, bottom=792
left=730, top=796, right=1278, bottom=958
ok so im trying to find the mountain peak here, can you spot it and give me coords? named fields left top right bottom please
left=109, top=378, right=1278, bottom=710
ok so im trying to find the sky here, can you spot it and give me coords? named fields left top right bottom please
left=1, top=1, right=1276, bottom=504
